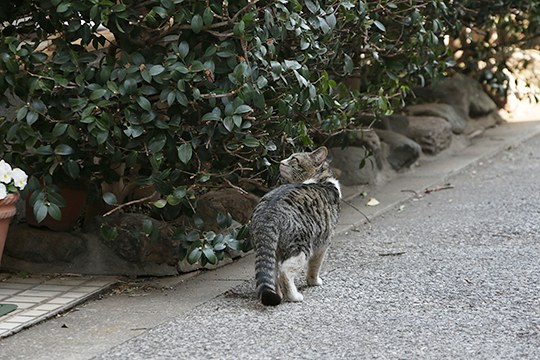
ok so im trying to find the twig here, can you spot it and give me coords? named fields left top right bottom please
left=224, top=178, right=248, bottom=195
left=341, top=199, right=371, bottom=223
left=199, top=88, right=239, bottom=99
left=102, top=191, right=158, bottom=217
left=378, top=251, right=406, bottom=257
left=424, top=184, right=454, bottom=194
left=400, top=189, right=423, bottom=198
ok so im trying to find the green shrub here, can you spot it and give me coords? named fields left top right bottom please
left=0, top=0, right=538, bottom=266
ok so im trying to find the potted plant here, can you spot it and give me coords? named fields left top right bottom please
left=0, top=159, right=27, bottom=265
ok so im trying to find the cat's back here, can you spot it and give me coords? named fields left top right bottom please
left=251, top=181, right=340, bottom=223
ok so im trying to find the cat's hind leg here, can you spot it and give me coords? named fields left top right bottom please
left=279, top=253, right=306, bottom=302
left=307, top=247, right=328, bottom=286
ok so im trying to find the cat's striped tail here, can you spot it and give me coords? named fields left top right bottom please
left=254, top=233, right=282, bottom=306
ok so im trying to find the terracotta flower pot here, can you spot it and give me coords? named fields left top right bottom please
left=26, top=187, right=87, bottom=232
left=0, top=193, right=19, bottom=266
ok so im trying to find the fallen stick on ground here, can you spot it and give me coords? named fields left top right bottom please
left=424, top=184, right=455, bottom=194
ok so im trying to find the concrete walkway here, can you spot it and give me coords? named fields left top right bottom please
left=0, top=118, right=539, bottom=359
left=0, top=275, right=115, bottom=339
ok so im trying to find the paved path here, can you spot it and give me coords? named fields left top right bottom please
left=0, top=276, right=115, bottom=339
left=0, top=121, right=539, bottom=359
left=91, top=133, right=540, bottom=359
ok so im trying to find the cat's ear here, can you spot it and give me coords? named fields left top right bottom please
left=310, top=146, right=328, bottom=166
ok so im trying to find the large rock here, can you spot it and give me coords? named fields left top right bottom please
left=406, top=116, right=453, bottom=154
left=411, top=73, right=498, bottom=117
left=196, top=188, right=260, bottom=229
left=464, top=110, right=504, bottom=136
left=5, top=225, right=87, bottom=263
left=375, top=129, right=421, bottom=170
left=100, top=213, right=177, bottom=264
left=329, top=147, right=379, bottom=185
left=406, top=103, right=468, bottom=134
left=380, top=114, right=410, bottom=136
left=325, top=129, right=383, bottom=170
left=354, top=114, right=409, bottom=136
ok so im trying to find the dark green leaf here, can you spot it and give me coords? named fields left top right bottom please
left=173, top=187, right=186, bottom=199
left=242, top=136, right=259, bottom=148
left=26, top=111, right=39, bottom=125
left=153, top=199, right=167, bottom=208
left=191, top=14, right=203, bottom=34
left=343, top=54, right=354, bottom=74
left=54, top=144, right=74, bottom=155
left=16, top=106, right=28, bottom=121
left=178, top=41, right=189, bottom=59
left=123, top=78, right=138, bottom=94
left=373, top=20, right=386, bottom=32
left=202, top=111, right=220, bottom=121
left=34, top=203, right=48, bottom=223
left=142, top=219, right=154, bottom=235
left=187, top=247, right=202, bottom=264
left=90, top=88, right=107, bottom=100
left=34, top=145, right=53, bottom=155
left=305, top=0, right=319, bottom=13
left=223, top=117, right=234, bottom=132
left=148, top=134, right=167, bottom=153
left=186, top=230, right=200, bottom=242
left=166, top=194, right=181, bottom=205
left=234, top=105, right=253, bottom=114
left=214, top=242, right=226, bottom=251
left=177, top=143, right=192, bottom=164
left=48, top=203, right=62, bottom=221
left=103, top=192, right=118, bottom=205
left=202, top=248, right=218, bottom=265
left=217, top=212, right=232, bottom=228
left=203, top=7, right=213, bottom=26
left=136, top=96, right=152, bottom=111
left=149, top=65, right=165, bottom=76
left=57, top=2, right=70, bottom=13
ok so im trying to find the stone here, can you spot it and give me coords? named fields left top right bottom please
left=100, top=213, right=177, bottom=264
left=380, top=114, right=410, bottom=136
left=406, top=116, right=453, bottom=154
left=2, top=230, right=179, bottom=276
left=406, top=103, right=468, bottom=134
left=196, top=188, right=260, bottom=229
left=463, top=110, right=503, bottom=136
left=354, top=114, right=410, bottom=136
left=411, top=73, right=498, bottom=117
left=329, top=147, right=379, bottom=186
left=375, top=129, right=422, bottom=170
left=326, top=128, right=384, bottom=170
left=5, top=225, right=87, bottom=263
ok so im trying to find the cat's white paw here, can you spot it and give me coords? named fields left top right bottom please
left=287, top=291, right=304, bottom=302
left=307, top=276, right=323, bottom=286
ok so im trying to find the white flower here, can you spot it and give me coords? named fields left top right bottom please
left=0, top=160, right=12, bottom=184
left=11, top=168, right=28, bottom=190
left=0, top=183, right=7, bottom=200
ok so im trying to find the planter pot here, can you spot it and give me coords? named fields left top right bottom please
left=0, top=193, right=19, bottom=266
left=26, top=187, right=87, bottom=232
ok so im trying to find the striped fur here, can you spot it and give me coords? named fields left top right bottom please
left=250, top=147, right=341, bottom=306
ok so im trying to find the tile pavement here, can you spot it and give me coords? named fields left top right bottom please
left=0, top=274, right=117, bottom=339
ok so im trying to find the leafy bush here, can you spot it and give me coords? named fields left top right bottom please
left=446, top=0, right=540, bottom=103
left=0, top=0, right=538, bottom=265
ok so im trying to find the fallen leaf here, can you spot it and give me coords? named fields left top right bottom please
left=366, top=198, right=380, bottom=206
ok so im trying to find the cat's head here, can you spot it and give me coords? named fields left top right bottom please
left=279, top=146, right=333, bottom=183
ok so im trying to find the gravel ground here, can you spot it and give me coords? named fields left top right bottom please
left=95, top=137, right=540, bottom=360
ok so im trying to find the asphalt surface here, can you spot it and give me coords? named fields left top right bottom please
left=92, top=134, right=540, bottom=359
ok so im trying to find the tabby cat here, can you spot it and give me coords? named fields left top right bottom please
left=250, top=146, right=341, bottom=306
